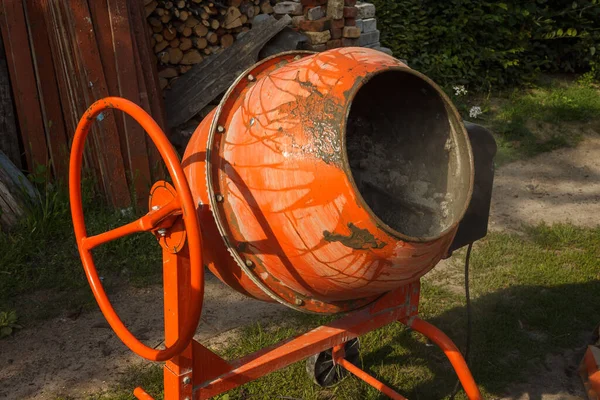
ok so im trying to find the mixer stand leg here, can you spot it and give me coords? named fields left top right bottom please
left=332, top=342, right=408, bottom=400
left=325, top=316, right=481, bottom=400
left=406, top=317, right=481, bottom=398
left=306, top=337, right=361, bottom=387
left=134, top=281, right=481, bottom=400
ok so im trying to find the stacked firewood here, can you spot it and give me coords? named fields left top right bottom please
left=144, top=0, right=274, bottom=89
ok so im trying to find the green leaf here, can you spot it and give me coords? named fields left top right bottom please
left=572, top=1, right=578, bottom=9
left=0, top=326, right=12, bottom=337
left=591, top=47, right=597, bottom=56
left=498, top=3, right=508, bottom=10
left=6, top=311, right=17, bottom=324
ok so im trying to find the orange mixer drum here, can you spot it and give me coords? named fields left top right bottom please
left=182, top=47, right=474, bottom=314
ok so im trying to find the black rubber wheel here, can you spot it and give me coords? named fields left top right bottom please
left=305, top=338, right=361, bottom=387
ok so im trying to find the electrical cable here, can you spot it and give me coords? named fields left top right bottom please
left=449, top=242, right=473, bottom=399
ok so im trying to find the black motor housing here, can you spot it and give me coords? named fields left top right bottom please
left=449, top=121, right=497, bottom=252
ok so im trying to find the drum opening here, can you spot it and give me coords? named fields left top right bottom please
left=346, top=69, right=472, bottom=240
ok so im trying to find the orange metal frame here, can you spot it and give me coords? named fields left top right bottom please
left=580, top=345, right=600, bottom=399
left=70, top=98, right=482, bottom=400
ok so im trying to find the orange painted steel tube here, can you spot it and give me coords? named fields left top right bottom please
left=133, top=387, right=154, bottom=400
left=409, top=317, right=482, bottom=400
left=82, top=196, right=180, bottom=250
left=69, top=97, right=203, bottom=361
left=195, top=283, right=419, bottom=399
left=581, top=346, right=600, bottom=397
left=335, top=357, right=408, bottom=400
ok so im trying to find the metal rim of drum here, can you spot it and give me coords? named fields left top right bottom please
left=341, top=67, right=475, bottom=243
left=204, top=51, right=369, bottom=314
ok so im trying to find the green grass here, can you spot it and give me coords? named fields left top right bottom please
left=0, top=179, right=163, bottom=323
left=452, top=76, right=600, bottom=164
left=94, top=223, right=600, bottom=400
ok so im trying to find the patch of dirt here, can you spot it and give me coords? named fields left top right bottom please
left=0, top=274, right=285, bottom=400
left=491, top=134, right=600, bottom=231
left=498, top=335, right=591, bottom=400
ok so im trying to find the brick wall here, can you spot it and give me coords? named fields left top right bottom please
left=273, top=0, right=391, bottom=54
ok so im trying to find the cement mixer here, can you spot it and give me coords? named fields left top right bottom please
left=70, top=48, right=496, bottom=399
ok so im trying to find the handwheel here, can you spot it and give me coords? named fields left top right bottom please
left=306, top=338, right=361, bottom=387
left=69, top=97, right=203, bottom=362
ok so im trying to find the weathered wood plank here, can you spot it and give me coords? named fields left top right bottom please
left=87, top=0, right=128, bottom=170
left=68, top=0, right=131, bottom=208
left=0, top=0, right=48, bottom=170
left=0, top=150, right=38, bottom=229
left=90, top=0, right=152, bottom=205
left=23, top=0, right=70, bottom=182
left=164, top=14, right=292, bottom=128
left=129, top=0, right=167, bottom=132
left=43, top=0, right=79, bottom=142
left=109, top=0, right=152, bottom=202
left=129, top=0, right=166, bottom=180
left=0, top=36, right=21, bottom=169
left=129, top=8, right=165, bottom=181
left=45, top=0, right=102, bottom=188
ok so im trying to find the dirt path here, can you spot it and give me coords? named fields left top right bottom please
left=1, top=136, right=599, bottom=400
left=0, top=274, right=285, bottom=400
left=490, top=135, right=600, bottom=231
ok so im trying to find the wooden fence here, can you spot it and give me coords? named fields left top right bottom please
left=0, top=0, right=166, bottom=209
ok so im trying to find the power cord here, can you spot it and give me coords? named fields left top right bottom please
left=450, top=242, right=474, bottom=399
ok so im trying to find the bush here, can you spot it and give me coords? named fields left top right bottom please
left=372, top=0, right=600, bottom=89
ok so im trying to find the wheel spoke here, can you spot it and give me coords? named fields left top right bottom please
left=314, top=356, right=333, bottom=377
left=321, top=363, right=340, bottom=385
left=82, top=196, right=181, bottom=250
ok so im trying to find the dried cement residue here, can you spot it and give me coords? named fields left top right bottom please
left=346, top=114, right=454, bottom=238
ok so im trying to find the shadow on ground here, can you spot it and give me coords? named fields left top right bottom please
left=25, top=281, right=596, bottom=400
left=490, top=135, right=600, bottom=232
left=354, top=281, right=598, bottom=400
